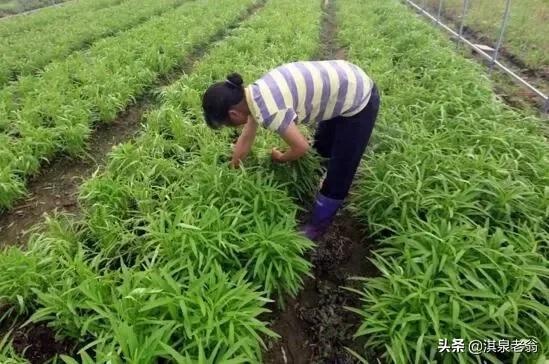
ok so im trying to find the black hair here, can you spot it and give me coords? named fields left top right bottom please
left=202, top=73, right=245, bottom=129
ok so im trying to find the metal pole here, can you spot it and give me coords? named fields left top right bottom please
left=457, top=0, right=469, bottom=48
left=404, top=0, right=548, bottom=110
left=437, top=0, right=444, bottom=24
left=490, top=0, right=511, bottom=72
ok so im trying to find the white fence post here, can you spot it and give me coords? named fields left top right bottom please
left=456, top=0, right=469, bottom=48
left=490, top=0, right=512, bottom=73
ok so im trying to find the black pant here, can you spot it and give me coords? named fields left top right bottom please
left=313, top=84, right=380, bottom=200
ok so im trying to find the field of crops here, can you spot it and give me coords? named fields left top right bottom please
left=0, top=0, right=322, bottom=361
left=423, top=0, right=548, bottom=74
left=0, top=0, right=548, bottom=363
left=0, top=0, right=185, bottom=86
left=0, top=0, right=68, bottom=17
left=339, top=0, right=548, bottom=362
left=0, top=0, right=259, bottom=209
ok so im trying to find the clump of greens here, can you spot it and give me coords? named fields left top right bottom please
left=0, top=331, right=28, bottom=364
left=0, top=0, right=323, bottom=362
left=0, top=0, right=256, bottom=210
left=339, top=0, right=549, bottom=363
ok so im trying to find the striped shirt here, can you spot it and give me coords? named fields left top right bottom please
left=244, top=60, right=373, bottom=134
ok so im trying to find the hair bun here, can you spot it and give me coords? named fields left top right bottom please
left=226, top=73, right=244, bottom=88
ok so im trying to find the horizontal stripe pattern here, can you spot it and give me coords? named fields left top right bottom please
left=246, top=60, right=373, bottom=133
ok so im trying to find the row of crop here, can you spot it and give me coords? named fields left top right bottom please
left=0, top=0, right=257, bottom=210
left=0, top=0, right=123, bottom=37
left=0, top=0, right=323, bottom=362
left=422, top=0, right=548, bottom=72
left=0, top=0, right=185, bottom=87
left=0, top=0, right=70, bottom=18
left=337, top=0, right=549, bottom=363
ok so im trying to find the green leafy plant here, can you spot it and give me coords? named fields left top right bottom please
left=0, top=0, right=323, bottom=363
left=338, top=0, right=549, bottom=362
left=0, top=0, right=118, bottom=29
left=0, top=332, right=28, bottom=364
left=0, top=0, right=257, bottom=210
left=0, top=0, right=183, bottom=87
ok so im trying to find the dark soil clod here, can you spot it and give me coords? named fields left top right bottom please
left=2, top=320, right=75, bottom=364
left=264, top=213, right=378, bottom=364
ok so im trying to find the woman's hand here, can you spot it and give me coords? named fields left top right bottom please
left=271, top=148, right=285, bottom=163
left=271, top=122, right=310, bottom=163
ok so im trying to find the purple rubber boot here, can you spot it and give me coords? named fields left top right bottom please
left=301, top=193, right=343, bottom=241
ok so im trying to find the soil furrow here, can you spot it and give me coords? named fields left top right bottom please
left=264, top=1, right=378, bottom=362
left=0, top=0, right=266, bottom=248
left=318, top=0, right=345, bottom=61
left=264, top=213, right=378, bottom=364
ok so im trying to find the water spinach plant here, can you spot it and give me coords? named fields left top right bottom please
left=0, top=0, right=123, bottom=38
left=0, top=0, right=323, bottom=362
left=338, top=0, right=549, bottom=363
left=0, top=0, right=185, bottom=87
left=0, top=0, right=256, bottom=210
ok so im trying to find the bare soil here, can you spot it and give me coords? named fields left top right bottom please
left=263, top=213, right=378, bottom=364
left=0, top=318, right=75, bottom=364
left=0, top=0, right=266, bottom=248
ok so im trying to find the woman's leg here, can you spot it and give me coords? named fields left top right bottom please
left=303, top=85, right=380, bottom=240
left=312, top=118, right=338, bottom=160
left=321, top=86, right=380, bottom=200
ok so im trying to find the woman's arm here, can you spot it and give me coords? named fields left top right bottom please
left=230, top=117, right=258, bottom=168
left=271, top=121, right=310, bottom=163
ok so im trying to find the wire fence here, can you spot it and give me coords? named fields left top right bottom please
left=404, top=0, right=549, bottom=114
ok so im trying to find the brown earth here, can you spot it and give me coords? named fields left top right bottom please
left=263, top=213, right=378, bottom=364
left=262, top=2, right=380, bottom=363
left=0, top=319, right=75, bottom=364
left=0, top=104, right=146, bottom=247
left=318, top=0, right=346, bottom=61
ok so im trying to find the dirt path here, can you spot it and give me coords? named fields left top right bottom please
left=263, top=1, right=378, bottom=363
left=263, top=214, right=378, bottom=364
left=318, top=0, right=345, bottom=61
left=0, top=1, right=266, bottom=248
